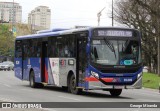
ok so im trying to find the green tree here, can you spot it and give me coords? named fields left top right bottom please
left=0, top=24, right=15, bottom=57
left=114, top=0, right=160, bottom=74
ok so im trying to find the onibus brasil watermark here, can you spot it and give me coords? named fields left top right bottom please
left=1, top=103, right=42, bottom=109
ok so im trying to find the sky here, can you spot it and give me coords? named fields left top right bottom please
left=1, top=0, right=117, bottom=29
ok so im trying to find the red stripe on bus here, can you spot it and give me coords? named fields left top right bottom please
left=85, top=77, right=114, bottom=82
left=45, top=65, right=48, bottom=82
left=85, top=77, right=99, bottom=81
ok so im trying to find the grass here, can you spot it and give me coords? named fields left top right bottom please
left=142, top=72, right=160, bottom=89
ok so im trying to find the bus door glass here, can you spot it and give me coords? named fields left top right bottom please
left=77, top=35, right=87, bottom=85
left=41, top=41, right=48, bottom=83
left=22, top=40, right=30, bottom=79
left=15, top=40, right=23, bottom=79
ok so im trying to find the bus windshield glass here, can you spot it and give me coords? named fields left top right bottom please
left=91, top=39, right=141, bottom=65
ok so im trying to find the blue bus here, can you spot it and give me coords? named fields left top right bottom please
left=14, top=27, right=142, bottom=96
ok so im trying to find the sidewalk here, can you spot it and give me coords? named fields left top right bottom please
left=142, top=87, right=160, bottom=93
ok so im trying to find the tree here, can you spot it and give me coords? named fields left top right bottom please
left=0, top=24, right=15, bottom=58
left=0, top=23, right=34, bottom=62
left=114, top=0, right=160, bottom=74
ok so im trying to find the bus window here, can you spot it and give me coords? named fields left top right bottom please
left=48, top=37, right=58, bottom=57
left=15, top=40, right=22, bottom=58
left=48, top=35, right=76, bottom=58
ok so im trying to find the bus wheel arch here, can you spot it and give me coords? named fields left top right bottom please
left=67, top=71, right=74, bottom=92
left=29, top=69, right=38, bottom=88
left=67, top=71, right=82, bottom=94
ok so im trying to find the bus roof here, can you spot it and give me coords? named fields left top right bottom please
left=36, top=28, right=69, bottom=34
left=16, top=27, right=90, bottom=40
left=16, top=26, right=139, bottom=40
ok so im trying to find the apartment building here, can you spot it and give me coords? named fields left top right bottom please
left=28, top=6, right=51, bottom=30
left=0, top=2, right=22, bottom=23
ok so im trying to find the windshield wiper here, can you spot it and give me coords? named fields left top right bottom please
left=103, top=37, right=117, bottom=59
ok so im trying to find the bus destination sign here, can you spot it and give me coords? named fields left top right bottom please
left=96, top=30, right=133, bottom=37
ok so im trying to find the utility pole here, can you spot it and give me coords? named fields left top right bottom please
left=158, top=13, right=160, bottom=76
left=97, top=7, right=105, bottom=26
left=156, top=1, right=160, bottom=76
left=112, top=0, right=114, bottom=26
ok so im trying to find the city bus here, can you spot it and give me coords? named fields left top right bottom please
left=14, top=27, right=143, bottom=96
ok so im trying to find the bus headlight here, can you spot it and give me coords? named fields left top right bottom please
left=91, top=71, right=99, bottom=79
left=137, top=72, right=142, bottom=79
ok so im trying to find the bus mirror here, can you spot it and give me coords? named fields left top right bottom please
left=86, top=43, right=90, bottom=54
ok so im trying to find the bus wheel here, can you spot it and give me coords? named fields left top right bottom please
left=109, top=89, right=122, bottom=97
left=29, top=71, right=39, bottom=88
left=69, top=74, right=82, bottom=94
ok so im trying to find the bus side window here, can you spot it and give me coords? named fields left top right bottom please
left=15, top=40, right=22, bottom=58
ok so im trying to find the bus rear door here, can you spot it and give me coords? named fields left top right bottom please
left=41, top=41, right=48, bottom=83
left=15, top=40, right=23, bottom=80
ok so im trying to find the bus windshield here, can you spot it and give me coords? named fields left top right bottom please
left=91, top=39, right=141, bottom=65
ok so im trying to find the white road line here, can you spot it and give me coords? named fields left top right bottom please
left=58, top=96, right=80, bottom=101
left=3, top=84, right=11, bottom=87
left=43, top=108, right=57, bottom=111
left=0, top=82, right=11, bottom=87
left=0, top=97, right=17, bottom=102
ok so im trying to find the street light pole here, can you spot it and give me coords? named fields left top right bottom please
left=112, top=0, right=114, bottom=26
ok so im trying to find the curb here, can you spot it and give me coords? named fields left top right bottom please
left=142, top=87, right=159, bottom=92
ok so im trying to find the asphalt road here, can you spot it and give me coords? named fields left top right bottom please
left=0, top=71, right=159, bottom=111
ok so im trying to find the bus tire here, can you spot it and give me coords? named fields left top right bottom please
left=109, top=89, right=122, bottom=97
left=68, top=74, right=82, bottom=94
left=29, top=71, right=39, bottom=88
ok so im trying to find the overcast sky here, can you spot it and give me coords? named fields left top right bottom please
left=1, top=0, right=117, bottom=29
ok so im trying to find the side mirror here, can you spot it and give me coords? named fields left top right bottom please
left=86, top=43, right=90, bottom=54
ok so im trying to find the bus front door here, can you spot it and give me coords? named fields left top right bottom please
left=77, top=37, right=87, bottom=86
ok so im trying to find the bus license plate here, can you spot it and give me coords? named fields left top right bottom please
left=114, top=86, right=124, bottom=89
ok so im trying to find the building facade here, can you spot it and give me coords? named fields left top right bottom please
left=0, top=2, right=22, bottom=23
left=28, top=6, right=51, bottom=31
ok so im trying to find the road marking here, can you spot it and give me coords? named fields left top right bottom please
left=0, top=97, right=17, bottom=102
left=58, top=96, right=80, bottom=101
left=3, top=84, right=11, bottom=87
left=0, top=82, right=11, bottom=87
left=43, top=108, right=57, bottom=111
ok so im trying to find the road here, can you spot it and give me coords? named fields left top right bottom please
left=0, top=71, right=159, bottom=111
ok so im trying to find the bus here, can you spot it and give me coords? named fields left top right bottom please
left=14, top=27, right=143, bottom=96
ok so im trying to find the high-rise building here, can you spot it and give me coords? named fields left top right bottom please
left=28, top=6, right=51, bottom=30
left=0, top=2, right=22, bottom=23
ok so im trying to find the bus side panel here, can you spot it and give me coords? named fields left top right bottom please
left=32, top=58, right=41, bottom=83
left=22, top=58, right=28, bottom=80
left=22, top=58, right=41, bottom=82
left=78, top=67, right=89, bottom=89
left=14, top=58, right=23, bottom=80
left=59, top=58, right=76, bottom=87
left=48, top=58, right=60, bottom=86
left=47, top=58, right=55, bottom=85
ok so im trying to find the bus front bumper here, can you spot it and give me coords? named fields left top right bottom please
left=87, top=76, right=142, bottom=90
